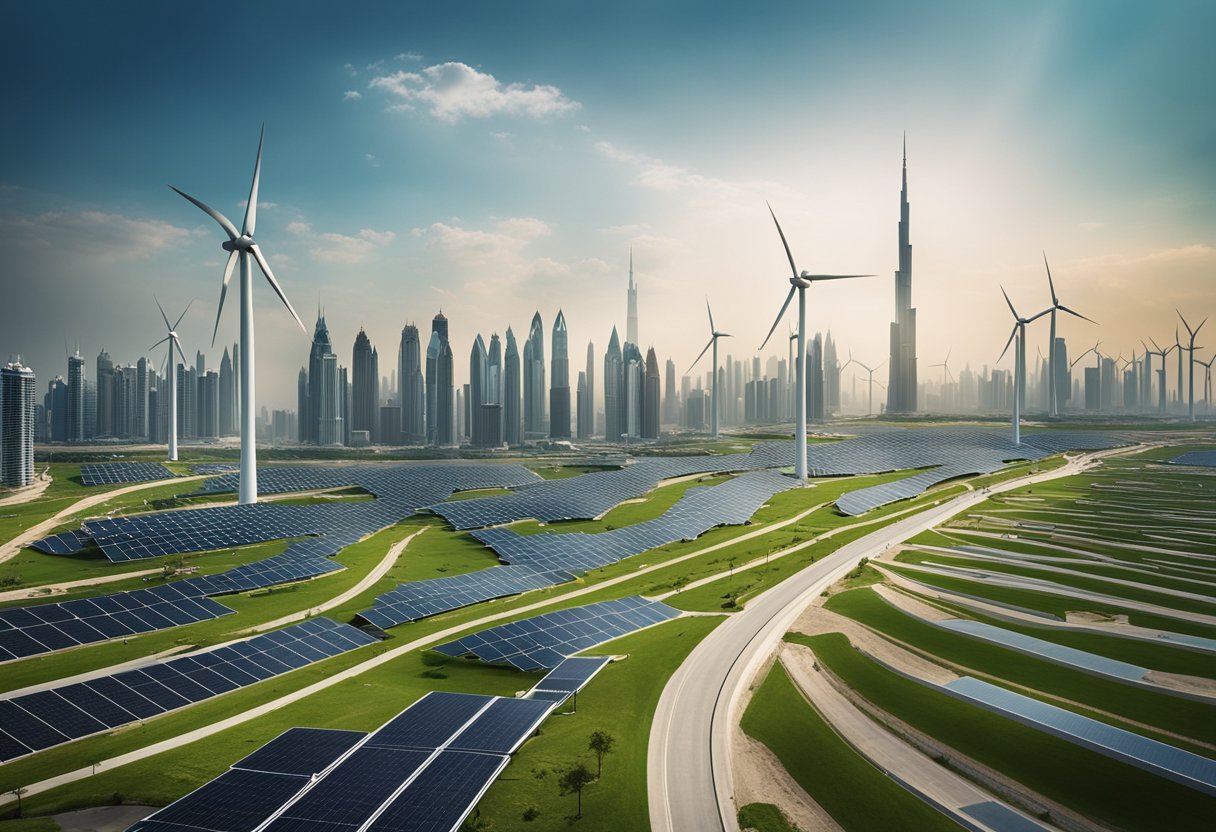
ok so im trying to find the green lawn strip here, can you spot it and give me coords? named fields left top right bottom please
left=737, top=803, right=801, bottom=832
left=882, top=564, right=1216, bottom=640
left=741, top=661, right=963, bottom=832
left=0, top=816, right=58, bottom=830
left=794, top=632, right=1216, bottom=832
left=473, top=616, right=721, bottom=831
left=915, top=594, right=1216, bottom=680
left=824, top=588, right=1216, bottom=747
left=894, top=551, right=1216, bottom=615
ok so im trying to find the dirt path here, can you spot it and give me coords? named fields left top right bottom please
left=0, top=469, right=51, bottom=507
left=0, top=567, right=162, bottom=604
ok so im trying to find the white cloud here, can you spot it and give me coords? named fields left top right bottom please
left=368, top=62, right=579, bottom=123
left=396, top=52, right=422, bottom=62
left=286, top=221, right=312, bottom=236
left=364, top=153, right=380, bottom=167
left=489, top=130, right=511, bottom=141
left=0, top=210, right=192, bottom=263
left=344, top=90, right=362, bottom=101
left=343, top=63, right=357, bottom=77
left=310, top=228, right=396, bottom=264
left=237, top=199, right=278, bottom=210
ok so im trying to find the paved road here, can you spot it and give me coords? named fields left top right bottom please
left=647, top=446, right=1135, bottom=832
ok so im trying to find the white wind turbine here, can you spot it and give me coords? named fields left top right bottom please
left=929, top=348, right=954, bottom=412
left=998, top=287, right=1051, bottom=445
left=170, top=126, right=307, bottom=505
left=1177, top=310, right=1207, bottom=422
left=1042, top=254, right=1095, bottom=417
left=842, top=350, right=886, bottom=417
left=759, top=204, right=873, bottom=479
left=690, top=299, right=731, bottom=437
left=149, top=298, right=191, bottom=462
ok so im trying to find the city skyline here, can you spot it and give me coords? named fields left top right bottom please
left=1, top=2, right=1214, bottom=414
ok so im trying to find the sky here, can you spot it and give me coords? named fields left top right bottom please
left=2, top=0, right=1213, bottom=411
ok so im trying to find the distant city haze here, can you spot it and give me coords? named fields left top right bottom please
left=1, top=1, right=1212, bottom=412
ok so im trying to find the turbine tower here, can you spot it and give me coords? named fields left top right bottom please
left=929, top=348, right=954, bottom=412
left=1042, top=254, right=1095, bottom=417
left=998, top=287, right=1050, bottom=445
left=760, top=204, right=872, bottom=479
left=842, top=351, right=886, bottom=416
left=1142, top=338, right=1175, bottom=416
left=170, top=127, right=307, bottom=505
left=150, top=298, right=191, bottom=462
left=1177, top=310, right=1207, bottom=421
left=689, top=299, right=731, bottom=437
left=1199, top=355, right=1215, bottom=413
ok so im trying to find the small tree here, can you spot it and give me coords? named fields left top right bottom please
left=588, top=730, right=616, bottom=777
left=558, top=762, right=595, bottom=818
left=672, top=575, right=690, bottom=594
left=9, top=787, right=27, bottom=818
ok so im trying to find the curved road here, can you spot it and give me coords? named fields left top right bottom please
left=647, top=445, right=1140, bottom=832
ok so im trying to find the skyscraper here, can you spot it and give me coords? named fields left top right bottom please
left=436, top=337, right=454, bottom=445
left=503, top=327, right=521, bottom=446
left=887, top=137, right=918, bottom=413
left=626, top=248, right=639, bottom=347
left=219, top=348, right=235, bottom=436
left=664, top=358, right=679, bottom=425
left=46, top=376, right=68, bottom=442
left=642, top=347, right=660, bottom=439
left=426, top=315, right=444, bottom=445
left=604, top=327, right=623, bottom=442
left=549, top=310, right=570, bottom=439
left=352, top=328, right=378, bottom=443
left=1, top=361, right=36, bottom=486
left=623, top=342, right=643, bottom=438
left=318, top=352, right=342, bottom=445
left=399, top=324, right=424, bottom=443
left=306, top=311, right=332, bottom=443
left=95, top=350, right=114, bottom=437
left=584, top=341, right=595, bottom=438
left=469, top=334, right=488, bottom=446
left=524, top=311, right=546, bottom=436
left=297, top=368, right=308, bottom=442
left=824, top=332, right=839, bottom=417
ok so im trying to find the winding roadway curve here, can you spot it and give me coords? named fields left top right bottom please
left=647, top=444, right=1143, bottom=832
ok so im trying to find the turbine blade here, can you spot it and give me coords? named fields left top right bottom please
left=212, top=249, right=239, bottom=347
left=171, top=334, right=186, bottom=363
left=250, top=244, right=306, bottom=333
left=1000, top=285, right=1018, bottom=319
left=243, top=125, right=265, bottom=236
left=169, top=186, right=238, bottom=240
left=149, top=335, right=171, bottom=351
left=1043, top=252, right=1058, bottom=306
left=944, top=347, right=951, bottom=364
left=804, top=274, right=876, bottom=281
left=172, top=298, right=195, bottom=331
left=154, top=295, right=172, bottom=331
left=706, top=298, right=715, bottom=334
left=766, top=202, right=799, bottom=281
left=1057, top=304, right=1096, bottom=324
left=998, top=325, right=1017, bottom=363
left=689, top=337, right=714, bottom=373
left=1027, top=307, right=1052, bottom=323
left=759, top=286, right=797, bottom=351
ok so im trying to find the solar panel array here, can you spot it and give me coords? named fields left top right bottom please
left=1170, top=450, right=1216, bottom=468
left=12, top=464, right=541, bottom=661
left=0, top=583, right=233, bottom=663
left=434, top=596, right=681, bottom=671
left=79, top=463, right=177, bottom=486
left=473, top=470, right=798, bottom=573
left=190, top=463, right=242, bottom=475
left=942, top=675, right=1216, bottom=797
left=0, top=618, right=377, bottom=763
left=937, top=619, right=1149, bottom=682
left=526, top=656, right=611, bottom=706
left=356, top=565, right=574, bottom=630
left=130, top=691, right=557, bottom=832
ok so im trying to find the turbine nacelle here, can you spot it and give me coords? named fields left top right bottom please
left=222, top=236, right=256, bottom=253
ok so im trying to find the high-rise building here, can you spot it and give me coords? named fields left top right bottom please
left=503, top=327, right=522, bottom=445
left=584, top=341, right=595, bottom=438
left=524, top=311, right=546, bottom=436
left=549, top=310, right=570, bottom=439
left=576, top=370, right=590, bottom=440
left=1053, top=338, right=1071, bottom=411
left=425, top=313, right=449, bottom=445
left=824, top=332, right=839, bottom=416
left=46, top=376, right=68, bottom=442
left=469, top=334, right=488, bottom=446
left=642, top=347, right=660, bottom=439
left=297, top=368, right=308, bottom=440
left=626, top=248, right=639, bottom=347
left=219, top=348, right=235, bottom=436
left=664, top=358, right=679, bottom=425
left=95, top=350, right=114, bottom=437
left=1, top=362, right=36, bottom=487
left=352, top=328, right=378, bottom=443
left=177, top=363, right=196, bottom=438
left=318, top=352, right=343, bottom=445
left=887, top=138, right=918, bottom=413
left=399, top=324, right=424, bottom=443
left=623, top=342, right=643, bottom=438
left=436, top=337, right=454, bottom=445
left=198, top=370, right=219, bottom=438
left=604, top=327, right=623, bottom=442
left=306, top=311, right=332, bottom=444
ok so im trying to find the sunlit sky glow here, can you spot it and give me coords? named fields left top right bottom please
left=2, top=0, right=1213, bottom=410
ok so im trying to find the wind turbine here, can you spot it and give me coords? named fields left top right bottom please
left=1199, top=354, right=1215, bottom=413
left=999, top=287, right=1051, bottom=445
left=1177, top=310, right=1207, bottom=421
left=149, top=298, right=191, bottom=462
left=759, top=204, right=873, bottom=479
left=1069, top=341, right=1102, bottom=409
left=170, top=126, right=307, bottom=505
left=842, top=351, right=886, bottom=417
left=787, top=326, right=798, bottom=421
left=689, top=298, right=731, bottom=437
left=1042, top=254, right=1095, bottom=417
left=1142, top=338, right=1175, bottom=415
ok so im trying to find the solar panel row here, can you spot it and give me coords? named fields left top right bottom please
left=79, top=463, right=177, bottom=487
left=1170, top=450, right=1216, bottom=468
left=527, top=656, right=611, bottom=705
left=434, top=596, right=681, bottom=671
left=0, top=618, right=377, bottom=763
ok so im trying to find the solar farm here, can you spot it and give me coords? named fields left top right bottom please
left=0, top=430, right=1211, bottom=831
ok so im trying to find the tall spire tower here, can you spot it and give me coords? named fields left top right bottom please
left=626, top=247, right=639, bottom=346
left=887, top=134, right=918, bottom=413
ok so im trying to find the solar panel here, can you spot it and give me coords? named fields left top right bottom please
left=434, top=596, right=681, bottom=670
left=366, top=692, right=492, bottom=751
left=937, top=619, right=1148, bottom=682
left=531, top=656, right=611, bottom=694
left=233, top=727, right=366, bottom=777
left=365, top=751, right=510, bottom=832
left=130, top=768, right=313, bottom=832
left=446, top=697, right=555, bottom=755
left=0, top=618, right=378, bottom=762
left=942, top=676, right=1216, bottom=797
left=80, top=463, right=177, bottom=487
left=1169, top=450, right=1216, bottom=467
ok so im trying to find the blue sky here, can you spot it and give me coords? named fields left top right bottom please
left=2, top=1, right=1213, bottom=409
